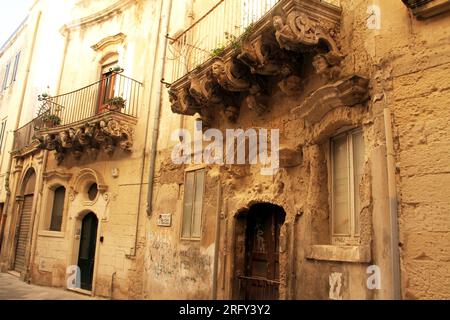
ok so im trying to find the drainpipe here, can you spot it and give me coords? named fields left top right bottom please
left=0, top=11, right=42, bottom=255
left=212, top=183, right=222, bottom=299
left=146, top=0, right=173, bottom=215
left=383, top=108, right=401, bottom=300
left=127, top=0, right=173, bottom=258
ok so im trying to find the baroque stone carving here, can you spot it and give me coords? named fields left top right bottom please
left=237, top=34, right=283, bottom=76
left=272, top=12, right=341, bottom=56
left=211, top=58, right=250, bottom=92
left=291, top=75, right=370, bottom=124
left=37, top=115, right=135, bottom=165
left=167, top=0, right=347, bottom=123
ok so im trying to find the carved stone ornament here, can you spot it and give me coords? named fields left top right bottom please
left=167, top=0, right=346, bottom=124
left=291, top=75, right=370, bottom=124
left=37, top=112, right=136, bottom=165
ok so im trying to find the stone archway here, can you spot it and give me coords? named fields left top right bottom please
left=13, top=168, right=37, bottom=274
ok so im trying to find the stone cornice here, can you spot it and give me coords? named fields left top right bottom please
left=60, top=0, right=134, bottom=34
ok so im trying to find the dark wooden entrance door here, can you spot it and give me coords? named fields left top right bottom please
left=13, top=195, right=34, bottom=273
left=77, top=212, right=98, bottom=291
left=241, top=204, right=285, bottom=300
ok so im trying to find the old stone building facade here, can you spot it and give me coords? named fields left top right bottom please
left=0, top=0, right=449, bottom=300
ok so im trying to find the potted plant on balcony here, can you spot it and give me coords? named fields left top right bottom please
left=42, top=114, right=61, bottom=128
left=106, top=96, right=126, bottom=111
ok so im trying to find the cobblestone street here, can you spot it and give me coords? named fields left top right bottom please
left=0, top=272, right=96, bottom=300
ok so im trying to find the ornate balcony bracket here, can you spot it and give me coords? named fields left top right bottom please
left=167, top=0, right=343, bottom=126
left=291, top=75, right=370, bottom=125
left=36, top=111, right=137, bottom=165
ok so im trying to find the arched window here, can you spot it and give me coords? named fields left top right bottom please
left=49, top=186, right=66, bottom=231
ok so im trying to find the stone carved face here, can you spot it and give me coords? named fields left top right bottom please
left=211, top=61, right=224, bottom=78
left=273, top=16, right=284, bottom=31
left=312, top=54, right=329, bottom=74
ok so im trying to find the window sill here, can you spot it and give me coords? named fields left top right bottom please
left=306, top=244, right=371, bottom=263
left=38, top=230, right=65, bottom=238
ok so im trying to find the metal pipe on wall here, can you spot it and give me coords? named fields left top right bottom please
left=383, top=108, right=402, bottom=300
left=146, top=0, right=173, bottom=215
left=211, top=182, right=222, bottom=299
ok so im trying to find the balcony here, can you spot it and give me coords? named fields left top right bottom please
left=402, top=0, right=450, bottom=19
left=165, top=0, right=369, bottom=127
left=12, top=70, right=142, bottom=164
left=167, top=0, right=341, bottom=82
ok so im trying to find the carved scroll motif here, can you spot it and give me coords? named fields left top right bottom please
left=237, top=35, right=283, bottom=76
left=211, top=58, right=250, bottom=92
left=38, top=118, right=135, bottom=165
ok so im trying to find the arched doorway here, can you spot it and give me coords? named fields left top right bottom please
left=237, top=203, right=286, bottom=300
left=13, top=169, right=36, bottom=273
left=78, top=212, right=98, bottom=291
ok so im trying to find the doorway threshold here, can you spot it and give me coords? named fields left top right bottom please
left=7, top=270, right=20, bottom=278
left=67, top=287, right=92, bottom=297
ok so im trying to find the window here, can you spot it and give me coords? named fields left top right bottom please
left=49, top=186, right=66, bottom=231
left=181, top=168, right=205, bottom=239
left=331, top=129, right=365, bottom=242
left=2, top=61, right=11, bottom=90
left=88, top=183, right=98, bottom=201
left=10, top=52, right=20, bottom=84
left=0, top=119, right=6, bottom=152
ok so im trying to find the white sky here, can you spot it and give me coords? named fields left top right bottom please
left=0, top=0, right=33, bottom=49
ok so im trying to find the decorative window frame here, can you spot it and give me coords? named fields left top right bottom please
left=39, top=170, right=72, bottom=235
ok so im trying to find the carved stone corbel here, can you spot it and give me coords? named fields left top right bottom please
left=169, top=87, right=201, bottom=115
left=189, top=71, right=220, bottom=106
left=211, top=58, right=250, bottom=92
left=237, top=34, right=283, bottom=76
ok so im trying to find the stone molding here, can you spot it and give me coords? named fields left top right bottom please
left=91, top=33, right=126, bottom=51
left=61, top=0, right=134, bottom=34
left=291, top=75, right=369, bottom=125
left=306, top=244, right=371, bottom=263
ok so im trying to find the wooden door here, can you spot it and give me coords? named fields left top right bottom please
left=13, top=195, right=34, bottom=273
left=241, top=204, right=284, bottom=300
left=97, top=63, right=117, bottom=113
left=77, top=212, right=98, bottom=291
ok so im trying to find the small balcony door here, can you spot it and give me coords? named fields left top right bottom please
left=97, top=62, right=118, bottom=113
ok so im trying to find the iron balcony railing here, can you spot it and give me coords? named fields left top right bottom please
left=39, top=71, right=142, bottom=126
left=12, top=70, right=142, bottom=153
left=12, top=114, right=46, bottom=153
left=167, top=0, right=341, bottom=83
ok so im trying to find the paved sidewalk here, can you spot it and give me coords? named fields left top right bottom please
left=0, top=272, right=96, bottom=300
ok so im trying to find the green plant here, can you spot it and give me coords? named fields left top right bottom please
left=211, top=45, right=226, bottom=57
left=107, top=96, right=126, bottom=108
left=42, top=114, right=61, bottom=126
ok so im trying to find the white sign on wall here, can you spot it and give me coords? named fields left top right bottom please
left=157, top=213, right=172, bottom=227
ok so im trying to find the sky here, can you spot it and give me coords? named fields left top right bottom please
left=0, top=0, right=33, bottom=49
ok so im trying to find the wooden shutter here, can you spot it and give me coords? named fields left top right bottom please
left=14, top=195, right=34, bottom=273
